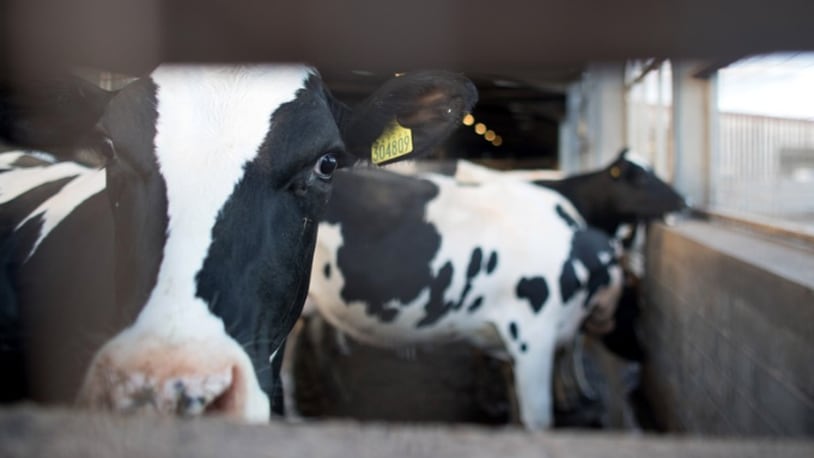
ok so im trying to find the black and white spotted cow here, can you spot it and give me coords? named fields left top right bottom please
left=307, top=167, right=624, bottom=429
left=534, top=150, right=685, bottom=362
left=397, top=150, right=686, bottom=361
left=0, top=65, right=477, bottom=420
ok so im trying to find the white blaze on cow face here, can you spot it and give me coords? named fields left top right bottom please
left=141, top=65, right=311, bottom=329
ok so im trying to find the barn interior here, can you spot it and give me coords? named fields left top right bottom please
left=323, top=70, right=572, bottom=169
left=2, top=0, right=813, bottom=456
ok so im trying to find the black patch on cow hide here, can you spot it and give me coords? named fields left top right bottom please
left=485, top=251, right=498, bottom=274
left=560, top=262, right=580, bottom=304
left=515, top=276, right=549, bottom=314
left=325, top=168, right=442, bottom=324
left=416, top=261, right=455, bottom=327
left=421, top=246, right=487, bottom=324
left=555, top=204, right=580, bottom=229
left=558, top=228, right=617, bottom=308
left=467, top=296, right=484, bottom=313
left=508, top=322, right=518, bottom=340
left=467, top=247, right=483, bottom=278
left=520, top=343, right=528, bottom=353
left=323, top=262, right=331, bottom=279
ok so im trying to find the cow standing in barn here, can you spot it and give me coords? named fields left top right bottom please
left=0, top=65, right=477, bottom=419
left=426, top=150, right=686, bottom=361
left=300, top=151, right=684, bottom=429
left=307, top=167, right=624, bottom=429
left=397, top=151, right=686, bottom=425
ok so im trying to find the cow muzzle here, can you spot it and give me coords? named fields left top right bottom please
left=76, top=330, right=270, bottom=421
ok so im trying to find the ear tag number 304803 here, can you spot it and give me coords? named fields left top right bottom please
left=371, top=120, right=413, bottom=164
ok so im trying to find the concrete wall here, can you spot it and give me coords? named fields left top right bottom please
left=641, top=220, right=814, bottom=437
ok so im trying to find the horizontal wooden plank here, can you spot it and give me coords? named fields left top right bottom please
left=4, top=0, right=814, bottom=79
left=1, top=406, right=813, bottom=458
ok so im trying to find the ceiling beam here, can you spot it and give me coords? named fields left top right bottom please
left=4, top=0, right=813, bottom=80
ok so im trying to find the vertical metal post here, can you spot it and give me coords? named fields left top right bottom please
left=585, top=62, right=626, bottom=169
left=708, top=72, right=720, bottom=210
left=672, top=61, right=712, bottom=208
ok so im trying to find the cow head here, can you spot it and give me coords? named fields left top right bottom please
left=1, top=65, right=477, bottom=420
left=603, top=148, right=686, bottom=224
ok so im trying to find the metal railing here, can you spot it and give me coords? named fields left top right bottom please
left=712, top=112, right=814, bottom=222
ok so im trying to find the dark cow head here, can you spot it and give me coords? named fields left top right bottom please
left=1, top=65, right=476, bottom=420
left=602, top=148, right=686, bottom=224
left=536, top=148, right=685, bottom=235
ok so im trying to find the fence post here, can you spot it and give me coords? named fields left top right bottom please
left=672, top=61, right=713, bottom=208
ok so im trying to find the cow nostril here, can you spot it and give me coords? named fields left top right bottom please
left=174, top=369, right=235, bottom=417
left=177, top=392, right=209, bottom=417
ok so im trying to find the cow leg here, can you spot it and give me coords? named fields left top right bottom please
left=501, top=320, right=558, bottom=429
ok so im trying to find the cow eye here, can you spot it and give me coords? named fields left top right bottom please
left=313, top=153, right=338, bottom=180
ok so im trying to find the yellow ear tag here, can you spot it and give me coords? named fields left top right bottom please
left=610, top=166, right=621, bottom=178
left=371, top=120, right=413, bottom=164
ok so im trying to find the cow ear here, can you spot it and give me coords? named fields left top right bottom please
left=0, top=75, right=116, bottom=154
left=340, top=71, right=477, bottom=165
left=608, top=147, right=631, bottom=179
left=610, top=147, right=632, bottom=166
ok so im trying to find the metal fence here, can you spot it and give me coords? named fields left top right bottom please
left=625, top=61, right=674, bottom=181
left=712, top=112, right=814, bottom=220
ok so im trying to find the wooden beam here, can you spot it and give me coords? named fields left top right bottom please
left=4, top=0, right=814, bottom=79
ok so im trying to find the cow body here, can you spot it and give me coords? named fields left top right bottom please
left=308, top=168, right=623, bottom=429
left=0, top=65, right=477, bottom=420
left=394, top=150, right=686, bottom=362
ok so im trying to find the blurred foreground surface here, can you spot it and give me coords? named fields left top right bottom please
left=1, top=405, right=813, bottom=458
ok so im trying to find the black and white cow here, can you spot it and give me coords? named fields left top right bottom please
left=396, top=150, right=686, bottom=361
left=307, top=167, right=624, bottom=429
left=0, top=65, right=477, bottom=420
left=534, top=150, right=684, bottom=362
